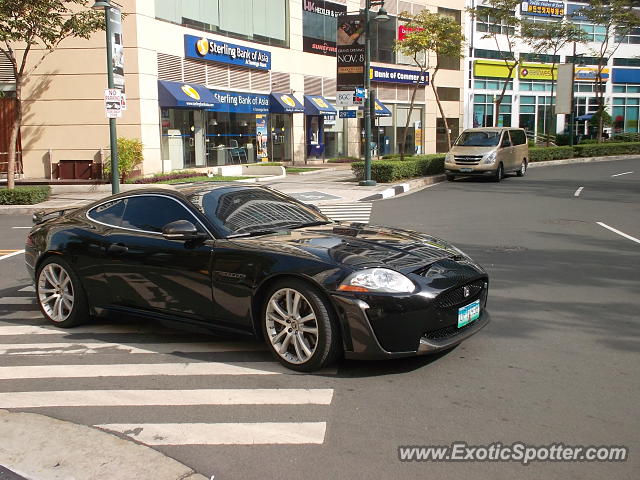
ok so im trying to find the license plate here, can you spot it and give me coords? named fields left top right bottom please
left=458, top=299, right=480, bottom=328
left=459, top=168, right=473, bottom=173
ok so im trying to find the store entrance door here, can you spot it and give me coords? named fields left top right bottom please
left=270, top=114, right=292, bottom=162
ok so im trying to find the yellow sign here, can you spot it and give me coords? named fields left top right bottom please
left=473, top=60, right=517, bottom=79
left=519, top=64, right=556, bottom=80
left=180, top=85, right=201, bottom=100
left=575, top=67, right=610, bottom=81
left=280, top=95, right=296, bottom=107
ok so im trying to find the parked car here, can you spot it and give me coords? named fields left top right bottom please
left=25, top=184, right=490, bottom=371
left=445, top=127, right=529, bottom=182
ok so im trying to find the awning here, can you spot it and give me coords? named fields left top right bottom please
left=359, top=99, right=392, bottom=117
left=576, top=114, right=594, bottom=121
left=270, top=93, right=305, bottom=113
left=158, top=80, right=220, bottom=108
left=304, top=95, right=337, bottom=116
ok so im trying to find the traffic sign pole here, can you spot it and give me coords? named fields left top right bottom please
left=104, top=6, right=120, bottom=194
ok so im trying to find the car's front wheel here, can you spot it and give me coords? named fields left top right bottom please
left=36, top=257, right=88, bottom=328
left=493, top=163, right=504, bottom=182
left=262, top=280, right=340, bottom=371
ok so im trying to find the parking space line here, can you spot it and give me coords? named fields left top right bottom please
left=11, top=227, right=31, bottom=229
left=574, top=187, right=584, bottom=197
left=611, top=171, right=633, bottom=177
left=0, top=250, right=24, bottom=261
left=597, top=222, right=640, bottom=245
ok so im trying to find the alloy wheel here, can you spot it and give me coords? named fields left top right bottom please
left=38, top=263, right=75, bottom=323
left=265, top=288, right=319, bottom=365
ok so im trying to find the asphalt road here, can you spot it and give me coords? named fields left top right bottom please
left=0, top=159, right=638, bottom=479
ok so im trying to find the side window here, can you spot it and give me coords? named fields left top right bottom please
left=510, top=130, right=526, bottom=145
left=120, top=196, right=196, bottom=233
left=500, top=132, right=512, bottom=147
left=88, top=199, right=126, bottom=226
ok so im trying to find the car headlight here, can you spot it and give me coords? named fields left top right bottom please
left=338, top=268, right=416, bottom=293
left=445, top=153, right=454, bottom=163
left=482, top=151, right=497, bottom=164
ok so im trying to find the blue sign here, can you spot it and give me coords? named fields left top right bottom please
left=339, top=110, right=357, bottom=118
left=521, top=1, right=565, bottom=17
left=185, top=34, right=271, bottom=71
left=612, top=68, right=640, bottom=84
left=370, top=66, right=429, bottom=85
left=158, top=80, right=220, bottom=108
left=208, top=90, right=270, bottom=113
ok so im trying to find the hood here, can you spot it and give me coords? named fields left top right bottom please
left=448, top=145, right=496, bottom=156
left=233, top=223, right=463, bottom=273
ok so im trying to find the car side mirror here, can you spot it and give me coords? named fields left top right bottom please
left=162, top=220, right=207, bottom=241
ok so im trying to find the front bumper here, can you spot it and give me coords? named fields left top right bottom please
left=445, top=166, right=496, bottom=177
left=331, top=293, right=490, bottom=360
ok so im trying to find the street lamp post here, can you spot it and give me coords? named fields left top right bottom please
left=93, top=0, right=120, bottom=194
left=360, top=1, right=389, bottom=187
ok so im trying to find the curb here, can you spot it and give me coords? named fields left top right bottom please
left=0, top=409, right=207, bottom=480
left=358, top=174, right=446, bottom=201
left=287, top=167, right=337, bottom=176
left=527, top=154, right=640, bottom=168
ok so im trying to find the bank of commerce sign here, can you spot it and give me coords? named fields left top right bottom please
left=521, top=0, right=565, bottom=17
left=184, top=34, right=271, bottom=71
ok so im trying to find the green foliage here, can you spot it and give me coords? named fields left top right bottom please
left=351, top=156, right=445, bottom=183
left=0, top=185, right=50, bottom=204
left=573, top=142, right=640, bottom=158
left=327, top=157, right=358, bottom=163
left=588, top=108, right=612, bottom=128
left=529, top=146, right=574, bottom=162
left=104, top=137, right=144, bottom=181
left=610, top=132, right=640, bottom=143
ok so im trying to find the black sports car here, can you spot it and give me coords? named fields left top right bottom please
left=25, top=184, right=490, bottom=371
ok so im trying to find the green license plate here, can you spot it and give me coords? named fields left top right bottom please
left=458, top=299, right=480, bottom=328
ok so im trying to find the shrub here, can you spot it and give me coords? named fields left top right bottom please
left=610, top=132, right=640, bottom=143
left=352, top=155, right=445, bottom=182
left=573, top=142, right=640, bottom=158
left=327, top=157, right=358, bottom=163
left=0, top=186, right=51, bottom=205
left=103, top=137, right=144, bottom=181
left=529, top=146, right=574, bottom=162
left=126, top=171, right=202, bottom=184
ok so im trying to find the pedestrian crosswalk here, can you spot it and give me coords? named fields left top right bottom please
left=0, top=285, right=335, bottom=448
left=318, top=202, right=372, bottom=223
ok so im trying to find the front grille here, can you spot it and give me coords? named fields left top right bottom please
left=454, top=155, right=482, bottom=164
left=435, top=280, right=485, bottom=309
left=422, top=321, right=476, bottom=341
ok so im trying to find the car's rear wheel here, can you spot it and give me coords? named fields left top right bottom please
left=493, top=163, right=504, bottom=182
left=262, top=280, right=340, bottom=372
left=516, top=159, right=527, bottom=177
left=36, top=257, right=88, bottom=328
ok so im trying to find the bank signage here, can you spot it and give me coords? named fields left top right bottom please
left=370, top=66, right=429, bottom=85
left=575, top=67, right=610, bottom=81
left=184, top=34, right=271, bottom=71
left=520, top=1, right=565, bottom=18
left=209, top=90, right=270, bottom=114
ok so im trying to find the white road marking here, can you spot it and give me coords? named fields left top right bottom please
left=0, top=297, right=35, bottom=305
left=0, top=341, right=265, bottom=355
left=574, top=187, right=584, bottom=197
left=611, top=171, right=633, bottom=177
left=0, top=363, right=279, bottom=380
left=596, top=222, right=640, bottom=245
left=0, top=388, right=334, bottom=408
left=11, top=226, right=32, bottom=229
left=0, top=325, right=163, bottom=336
left=18, top=286, right=35, bottom=292
left=97, top=422, right=327, bottom=445
left=0, top=250, right=24, bottom=261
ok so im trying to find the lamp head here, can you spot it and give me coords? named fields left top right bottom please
left=375, top=7, right=390, bottom=22
left=92, top=1, right=111, bottom=10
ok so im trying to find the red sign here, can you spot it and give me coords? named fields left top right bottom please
left=398, top=25, right=424, bottom=41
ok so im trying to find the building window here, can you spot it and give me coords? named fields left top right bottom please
left=520, top=80, right=553, bottom=92
left=474, top=49, right=515, bottom=61
left=613, top=97, right=640, bottom=133
left=473, top=94, right=511, bottom=128
left=575, top=23, right=607, bottom=43
left=566, top=56, right=601, bottom=66
left=612, top=84, right=640, bottom=93
left=370, top=14, right=397, bottom=64
left=474, top=77, right=513, bottom=91
left=475, top=7, right=515, bottom=35
left=154, top=0, right=289, bottom=48
left=520, top=52, right=560, bottom=64
left=615, top=27, right=640, bottom=44
left=519, top=95, right=555, bottom=140
left=437, top=87, right=460, bottom=102
left=613, top=58, right=640, bottom=67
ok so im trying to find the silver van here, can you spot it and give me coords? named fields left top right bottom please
left=444, top=128, right=528, bottom=182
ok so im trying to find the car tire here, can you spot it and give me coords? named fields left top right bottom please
left=516, top=159, right=527, bottom=177
left=261, top=280, right=340, bottom=372
left=446, top=174, right=455, bottom=182
left=493, top=163, right=504, bottom=182
left=36, top=257, right=89, bottom=328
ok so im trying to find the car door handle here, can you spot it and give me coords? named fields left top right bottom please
left=108, top=243, right=128, bottom=254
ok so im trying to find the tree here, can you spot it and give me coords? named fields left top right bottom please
left=520, top=19, right=587, bottom=145
left=0, top=1, right=103, bottom=189
left=395, top=10, right=464, bottom=159
left=577, top=0, right=640, bottom=142
left=103, top=137, right=143, bottom=181
left=467, top=0, right=521, bottom=127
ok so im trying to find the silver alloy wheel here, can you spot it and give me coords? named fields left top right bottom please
left=265, top=288, right=319, bottom=365
left=520, top=161, right=527, bottom=175
left=38, top=263, right=74, bottom=323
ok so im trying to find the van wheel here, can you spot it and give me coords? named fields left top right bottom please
left=493, top=163, right=503, bottom=182
left=516, top=160, right=527, bottom=177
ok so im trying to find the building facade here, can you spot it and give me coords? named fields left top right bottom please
left=4, top=0, right=466, bottom=180
left=465, top=0, right=640, bottom=140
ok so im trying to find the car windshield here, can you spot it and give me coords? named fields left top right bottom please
left=455, top=131, right=502, bottom=147
left=186, top=186, right=331, bottom=237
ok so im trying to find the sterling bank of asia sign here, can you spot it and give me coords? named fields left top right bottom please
left=184, top=34, right=271, bottom=70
